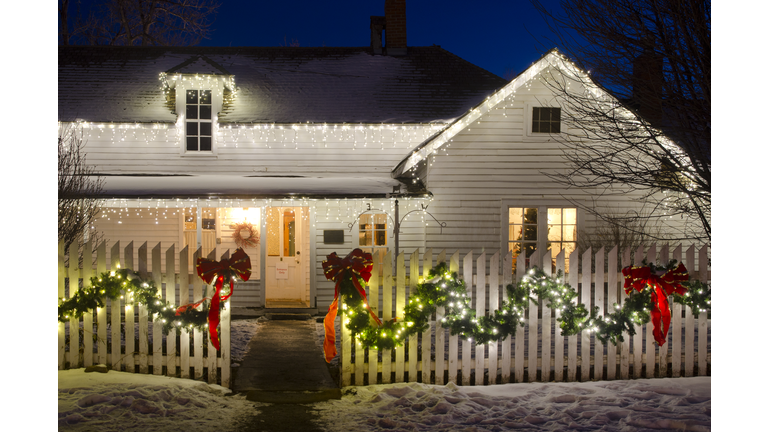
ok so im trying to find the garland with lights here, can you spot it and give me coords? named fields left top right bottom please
left=325, top=251, right=711, bottom=357
left=58, top=267, right=211, bottom=334
left=58, top=249, right=252, bottom=351
left=231, top=221, right=259, bottom=249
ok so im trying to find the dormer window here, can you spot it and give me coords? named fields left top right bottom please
left=186, top=90, right=212, bottom=151
left=531, top=107, right=561, bottom=133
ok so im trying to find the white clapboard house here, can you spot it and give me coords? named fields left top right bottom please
left=58, top=5, right=688, bottom=315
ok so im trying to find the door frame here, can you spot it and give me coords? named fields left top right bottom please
left=259, top=206, right=313, bottom=308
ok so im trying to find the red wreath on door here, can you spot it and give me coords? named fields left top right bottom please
left=231, top=221, right=259, bottom=248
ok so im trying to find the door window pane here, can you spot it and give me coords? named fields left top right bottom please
left=267, top=208, right=280, bottom=256
left=283, top=209, right=296, bottom=257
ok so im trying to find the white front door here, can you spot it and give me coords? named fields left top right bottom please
left=265, top=207, right=309, bottom=308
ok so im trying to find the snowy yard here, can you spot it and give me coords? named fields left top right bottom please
left=53, top=317, right=721, bottom=431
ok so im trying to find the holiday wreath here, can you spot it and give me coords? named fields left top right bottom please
left=322, top=249, right=710, bottom=362
left=231, top=221, right=259, bottom=249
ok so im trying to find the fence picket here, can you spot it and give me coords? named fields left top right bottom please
left=193, top=247, right=203, bottom=379
left=382, top=250, right=393, bottom=384
left=421, top=249, right=433, bottom=384
left=179, top=246, right=190, bottom=379
left=464, top=251, right=476, bottom=385
left=606, top=246, right=618, bottom=380
left=395, top=252, right=406, bottom=383
left=580, top=248, right=592, bottom=382
left=110, top=241, right=122, bottom=371
left=620, top=247, right=631, bottom=380
left=554, top=251, right=566, bottom=382
left=368, top=251, right=380, bottom=384
left=645, top=244, right=657, bottom=378
left=567, top=248, right=579, bottom=382
left=166, top=244, right=177, bottom=378
left=448, top=251, right=460, bottom=384
left=527, top=250, right=539, bottom=383
left=658, top=245, right=670, bottom=378
left=68, top=241, right=80, bottom=369
left=541, top=250, right=552, bottom=383
left=408, top=250, right=419, bottom=383
left=697, top=245, right=709, bottom=376
left=434, top=250, right=446, bottom=385
left=152, top=243, right=163, bottom=375
left=632, top=246, right=644, bottom=379
left=515, top=252, right=526, bottom=383
left=138, top=242, right=149, bottom=374
left=96, top=241, right=107, bottom=366
left=488, top=251, right=500, bottom=385
left=672, top=245, right=683, bottom=377
left=594, top=247, right=605, bottom=380
left=501, top=250, right=513, bottom=383
left=684, top=245, right=695, bottom=376
left=83, top=240, right=94, bottom=368
left=58, top=241, right=66, bottom=370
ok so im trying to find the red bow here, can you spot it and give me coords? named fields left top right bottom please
left=622, top=262, right=688, bottom=346
left=321, top=249, right=382, bottom=363
left=177, top=248, right=251, bottom=350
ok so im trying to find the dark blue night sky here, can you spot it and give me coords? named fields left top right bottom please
left=197, top=0, right=564, bottom=79
left=64, top=0, right=565, bottom=79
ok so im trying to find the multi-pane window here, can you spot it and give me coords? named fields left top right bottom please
left=532, top=107, right=561, bottom=133
left=186, top=89, right=212, bottom=151
left=359, top=213, right=387, bottom=270
left=508, top=208, right=539, bottom=274
left=508, top=206, right=577, bottom=273
left=547, top=208, right=577, bottom=271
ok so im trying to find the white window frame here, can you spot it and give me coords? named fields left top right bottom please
left=501, top=200, right=582, bottom=271
left=174, top=77, right=223, bottom=157
left=523, top=101, right=566, bottom=141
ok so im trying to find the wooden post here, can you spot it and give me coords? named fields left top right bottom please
left=152, top=243, right=163, bottom=376
left=138, top=242, right=149, bottom=374
left=434, top=250, right=446, bottom=385
left=580, top=248, right=591, bottom=382
left=632, top=245, right=644, bottom=379
left=368, top=251, right=380, bottom=384
left=395, top=252, right=405, bottom=383
left=515, top=252, right=526, bottom=383
left=594, top=247, right=605, bottom=381
left=697, top=245, right=709, bottom=376
left=381, top=250, right=393, bottom=384
left=645, top=244, right=657, bottom=378
left=179, top=245, right=190, bottom=379
left=68, top=241, right=80, bottom=369
left=82, top=239, right=94, bottom=368
left=110, top=241, right=122, bottom=371
left=684, top=245, right=695, bottom=376
left=567, top=248, right=579, bottom=382
left=501, top=250, right=513, bottom=383
left=672, top=245, right=683, bottom=377
left=58, top=241, right=66, bottom=370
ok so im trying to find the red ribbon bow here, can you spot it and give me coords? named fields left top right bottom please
left=622, top=262, right=688, bottom=346
left=177, top=248, right=251, bottom=350
left=322, top=249, right=382, bottom=363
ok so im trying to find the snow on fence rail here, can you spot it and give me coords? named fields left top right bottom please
left=339, top=244, right=710, bottom=387
left=57, top=240, right=232, bottom=388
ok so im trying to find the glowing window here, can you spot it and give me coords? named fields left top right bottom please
left=186, top=89, right=212, bottom=151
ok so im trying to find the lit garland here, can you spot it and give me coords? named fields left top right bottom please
left=58, top=267, right=216, bottom=333
left=334, top=259, right=711, bottom=353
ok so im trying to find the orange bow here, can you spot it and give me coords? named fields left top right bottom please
left=622, top=262, right=688, bottom=346
left=321, top=249, right=382, bottom=362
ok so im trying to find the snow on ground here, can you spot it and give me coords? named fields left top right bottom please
left=57, top=317, right=715, bottom=431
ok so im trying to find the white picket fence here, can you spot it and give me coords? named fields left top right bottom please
left=339, top=244, right=710, bottom=387
left=57, top=240, right=232, bottom=388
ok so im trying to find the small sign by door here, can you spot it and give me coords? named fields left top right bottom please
left=275, top=261, right=289, bottom=280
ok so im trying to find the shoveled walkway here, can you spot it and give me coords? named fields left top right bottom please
left=233, top=314, right=341, bottom=404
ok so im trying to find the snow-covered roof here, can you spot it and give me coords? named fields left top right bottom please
left=95, top=174, right=410, bottom=199
left=58, top=46, right=507, bottom=124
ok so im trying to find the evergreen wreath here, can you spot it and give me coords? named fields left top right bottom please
left=335, top=260, right=710, bottom=351
left=58, top=268, right=221, bottom=334
left=231, top=221, right=259, bottom=249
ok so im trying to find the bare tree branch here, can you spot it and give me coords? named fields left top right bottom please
left=59, top=124, right=104, bottom=251
left=532, top=0, right=710, bottom=242
left=59, top=0, right=221, bottom=46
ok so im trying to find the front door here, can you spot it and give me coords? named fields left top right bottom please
left=265, top=207, right=309, bottom=308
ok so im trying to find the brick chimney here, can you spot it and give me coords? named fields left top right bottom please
left=384, top=0, right=407, bottom=55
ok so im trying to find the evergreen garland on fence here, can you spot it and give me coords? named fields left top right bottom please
left=58, top=268, right=218, bottom=334
left=338, top=260, right=710, bottom=351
